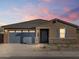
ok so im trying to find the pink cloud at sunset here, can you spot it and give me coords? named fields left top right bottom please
left=0, top=5, right=78, bottom=23
left=62, top=15, right=79, bottom=21
left=9, top=6, right=59, bottom=21
left=40, top=8, right=49, bottom=14
left=62, top=10, right=79, bottom=21
left=23, top=15, right=39, bottom=20
left=68, top=13, right=79, bottom=20
left=64, top=7, right=71, bottom=13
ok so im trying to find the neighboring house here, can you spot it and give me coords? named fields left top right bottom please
left=0, top=27, right=4, bottom=43
left=1, top=18, right=79, bottom=44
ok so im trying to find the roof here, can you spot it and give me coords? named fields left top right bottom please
left=1, top=19, right=49, bottom=29
left=1, top=18, right=79, bottom=29
left=51, top=18, right=79, bottom=29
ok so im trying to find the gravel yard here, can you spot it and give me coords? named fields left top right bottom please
left=0, top=44, right=79, bottom=57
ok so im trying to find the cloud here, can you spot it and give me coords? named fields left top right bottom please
left=1, top=2, right=78, bottom=24
left=61, top=12, right=79, bottom=21
left=62, top=7, right=79, bottom=21
left=40, top=8, right=49, bottom=14
left=68, top=12, right=79, bottom=20
left=0, top=20, right=7, bottom=26
left=23, top=15, right=39, bottom=20
left=11, top=6, right=61, bottom=20
left=8, top=6, right=56, bottom=20
left=64, top=7, right=71, bottom=13
left=39, top=0, right=52, bottom=3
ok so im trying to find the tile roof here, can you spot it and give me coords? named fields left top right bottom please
left=1, top=18, right=79, bottom=29
left=51, top=18, right=79, bottom=29
left=2, top=19, right=49, bottom=29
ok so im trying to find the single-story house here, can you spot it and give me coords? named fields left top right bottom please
left=1, top=18, right=79, bottom=44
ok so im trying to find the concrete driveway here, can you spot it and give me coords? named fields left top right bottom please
left=0, top=44, right=79, bottom=57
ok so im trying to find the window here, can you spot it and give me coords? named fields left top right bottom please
left=60, top=28, right=66, bottom=38
left=9, top=31, right=15, bottom=33
left=23, top=30, right=28, bottom=32
left=29, top=30, right=35, bottom=33
left=16, top=31, right=21, bottom=33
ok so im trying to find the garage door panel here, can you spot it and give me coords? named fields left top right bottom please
left=9, top=33, right=20, bottom=43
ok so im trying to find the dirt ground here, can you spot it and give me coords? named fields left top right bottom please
left=0, top=44, right=79, bottom=57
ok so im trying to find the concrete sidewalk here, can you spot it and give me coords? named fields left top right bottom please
left=0, top=44, right=79, bottom=57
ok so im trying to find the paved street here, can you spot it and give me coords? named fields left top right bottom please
left=0, top=57, right=79, bottom=59
left=0, top=44, right=79, bottom=58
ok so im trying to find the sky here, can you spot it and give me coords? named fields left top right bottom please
left=0, top=0, right=79, bottom=26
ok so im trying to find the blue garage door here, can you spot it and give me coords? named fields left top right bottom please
left=9, top=30, right=35, bottom=44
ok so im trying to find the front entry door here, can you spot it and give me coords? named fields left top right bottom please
left=40, top=29, right=49, bottom=43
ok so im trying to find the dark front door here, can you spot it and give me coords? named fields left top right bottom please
left=40, top=29, right=49, bottom=43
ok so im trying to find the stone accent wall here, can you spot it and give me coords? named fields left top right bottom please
left=50, top=21, right=78, bottom=44
left=4, top=30, right=9, bottom=43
